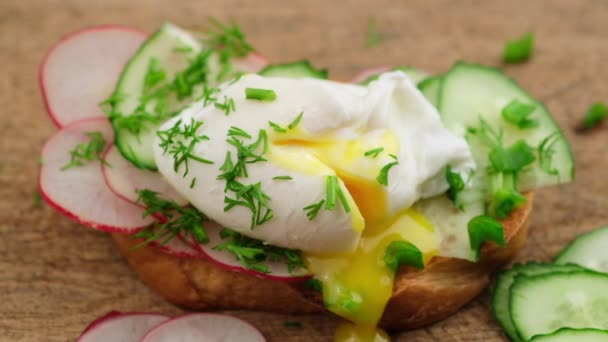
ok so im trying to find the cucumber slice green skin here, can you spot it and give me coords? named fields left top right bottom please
left=510, top=270, right=608, bottom=341
left=111, top=23, right=203, bottom=170
left=417, top=75, right=442, bottom=107
left=438, top=62, right=575, bottom=191
left=360, top=66, right=427, bottom=86
left=259, top=60, right=328, bottom=79
left=491, top=263, right=584, bottom=342
left=529, top=328, right=608, bottom=342
left=555, top=226, right=608, bottom=273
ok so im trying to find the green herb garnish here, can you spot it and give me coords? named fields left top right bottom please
left=304, top=199, right=325, bottom=220
left=245, top=87, right=276, bottom=101
left=272, top=175, right=293, bottom=180
left=366, top=18, right=384, bottom=48
left=364, top=147, right=384, bottom=158
left=268, top=121, right=287, bottom=133
left=384, top=240, right=424, bottom=271
left=214, top=96, right=236, bottom=115
left=538, top=132, right=561, bottom=176
left=446, top=165, right=465, bottom=204
left=467, top=215, right=506, bottom=260
left=287, top=112, right=304, bottom=130
left=213, top=228, right=305, bottom=274
left=504, top=32, right=534, bottom=64
left=377, top=154, right=399, bottom=186
left=61, top=131, right=107, bottom=171
left=157, top=118, right=213, bottom=177
left=228, top=126, right=252, bottom=139
left=582, top=102, right=607, bottom=130
left=134, top=189, right=208, bottom=248
left=489, top=139, right=536, bottom=173
left=501, top=99, right=538, bottom=128
left=143, top=57, right=167, bottom=95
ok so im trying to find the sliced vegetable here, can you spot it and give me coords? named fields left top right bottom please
left=141, top=313, right=265, bottom=342
left=555, top=225, right=608, bottom=272
left=417, top=75, right=442, bottom=107
left=492, top=263, right=583, bottom=342
left=77, top=312, right=169, bottom=342
left=102, top=146, right=187, bottom=205
left=39, top=117, right=154, bottom=232
left=259, top=60, right=328, bottom=79
left=467, top=215, right=505, bottom=259
left=582, top=102, right=607, bottom=130
left=139, top=226, right=203, bottom=259
left=503, top=32, right=534, bottom=64
left=510, top=271, right=608, bottom=341
left=529, top=328, right=608, bottom=342
left=40, top=26, right=147, bottom=127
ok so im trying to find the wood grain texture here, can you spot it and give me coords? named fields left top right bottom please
left=0, top=0, right=606, bottom=340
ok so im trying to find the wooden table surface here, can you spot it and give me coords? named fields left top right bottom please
left=1, top=0, right=607, bottom=340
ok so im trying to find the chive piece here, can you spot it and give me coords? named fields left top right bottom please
left=272, top=176, right=293, bottom=180
left=446, top=165, right=465, bottom=203
left=489, top=140, right=536, bottom=173
left=190, top=177, right=197, bottom=189
left=467, top=215, right=506, bottom=260
left=335, top=181, right=351, bottom=213
left=377, top=155, right=399, bottom=186
left=501, top=99, right=539, bottom=129
left=245, top=87, right=276, bottom=101
left=582, top=102, right=607, bottom=130
left=61, top=131, right=107, bottom=171
left=364, top=147, right=384, bottom=158
left=366, top=18, right=384, bottom=48
left=283, top=321, right=302, bottom=328
left=504, top=32, right=534, bottom=64
left=228, top=126, right=252, bottom=139
left=287, top=112, right=304, bottom=130
left=268, top=121, right=287, bottom=133
left=304, top=199, right=325, bottom=220
left=325, top=176, right=338, bottom=210
left=384, top=240, right=424, bottom=271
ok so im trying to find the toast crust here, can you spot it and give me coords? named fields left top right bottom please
left=113, top=193, right=533, bottom=330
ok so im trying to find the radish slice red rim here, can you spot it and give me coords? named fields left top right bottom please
left=141, top=313, right=265, bottom=342
left=351, top=65, right=392, bottom=84
left=40, top=26, right=147, bottom=128
left=39, top=117, right=154, bottom=232
left=102, top=146, right=188, bottom=206
left=233, top=51, right=270, bottom=72
left=77, top=312, right=169, bottom=342
left=194, top=221, right=311, bottom=282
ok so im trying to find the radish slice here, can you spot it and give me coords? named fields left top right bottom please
left=142, top=313, right=265, bottom=342
left=77, top=312, right=169, bottom=342
left=39, top=117, right=154, bottom=232
left=103, top=146, right=188, bottom=206
left=195, top=221, right=311, bottom=282
left=233, top=51, right=269, bottom=72
left=40, top=26, right=147, bottom=127
left=145, top=228, right=203, bottom=259
left=351, top=65, right=392, bottom=84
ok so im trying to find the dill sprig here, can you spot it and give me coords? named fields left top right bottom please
left=304, top=175, right=350, bottom=220
left=304, top=199, right=325, bottom=220
left=213, top=228, right=304, bottom=274
left=157, top=118, right=213, bottom=177
left=377, top=154, right=399, bottom=186
left=364, top=147, right=384, bottom=158
left=214, top=95, right=236, bottom=115
left=133, top=189, right=208, bottom=248
left=61, top=131, right=107, bottom=171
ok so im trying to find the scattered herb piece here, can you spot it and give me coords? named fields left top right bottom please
left=61, top=131, right=107, bottom=171
left=143, top=57, right=167, bottom=95
left=538, top=132, right=561, bottom=176
left=203, top=18, right=253, bottom=59
left=467, top=215, right=506, bottom=259
left=272, top=175, right=293, bottom=180
left=377, top=155, right=399, bottom=186
left=503, top=32, right=534, bottom=64
left=287, top=112, right=304, bottom=130
left=384, top=240, right=424, bottom=271
left=190, top=177, right=197, bottom=189
left=245, top=87, right=276, bottom=101
left=304, top=199, right=325, bottom=220
left=268, top=121, right=287, bottom=133
left=213, top=228, right=305, bottom=274
left=446, top=165, right=465, bottom=203
left=582, top=102, right=607, bottom=130
left=501, top=99, right=539, bottom=128
left=366, top=18, right=384, bottom=48
left=364, top=147, right=384, bottom=158
left=157, top=118, right=213, bottom=177
left=214, top=96, right=236, bottom=115
left=489, top=140, right=536, bottom=173
left=134, top=189, right=209, bottom=248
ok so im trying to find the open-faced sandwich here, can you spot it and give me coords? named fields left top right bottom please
left=39, top=22, right=574, bottom=341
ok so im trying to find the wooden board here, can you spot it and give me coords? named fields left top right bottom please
left=1, top=0, right=606, bottom=340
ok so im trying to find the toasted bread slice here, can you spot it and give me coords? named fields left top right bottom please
left=113, top=192, right=533, bottom=330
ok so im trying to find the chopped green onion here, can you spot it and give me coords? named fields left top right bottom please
left=446, top=165, right=465, bottom=203
left=582, top=102, right=607, bottom=130
left=272, top=175, right=293, bottom=180
left=190, top=177, right=197, bottom=189
left=467, top=215, right=506, bottom=260
left=384, top=240, right=424, bottom=271
left=489, top=140, right=536, bottom=173
left=245, top=87, right=276, bottom=101
left=228, top=126, right=252, bottom=139
left=288, top=112, right=304, bottom=130
left=377, top=155, right=399, bottom=186
left=504, top=32, right=534, bottom=64
left=325, top=176, right=338, bottom=210
left=364, top=147, right=384, bottom=158
left=268, top=121, right=287, bottom=133
left=501, top=99, right=539, bottom=129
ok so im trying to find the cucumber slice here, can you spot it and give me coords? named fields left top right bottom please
left=510, top=271, right=608, bottom=341
left=259, top=60, right=327, bottom=79
left=360, top=66, right=428, bottom=86
left=111, top=23, right=203, bottom=170
left=555, top=226, right=608, bottom=273
left=529, top=328, right=608, bottom=342
left=492, top=263, right=583, bottom=342
left=439, top=63, right=574, bottom=190
left=417, top=75, right=442, bottom=107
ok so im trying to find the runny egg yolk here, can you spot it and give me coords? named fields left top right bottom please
left=267, top=128, right=440, bottom=340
